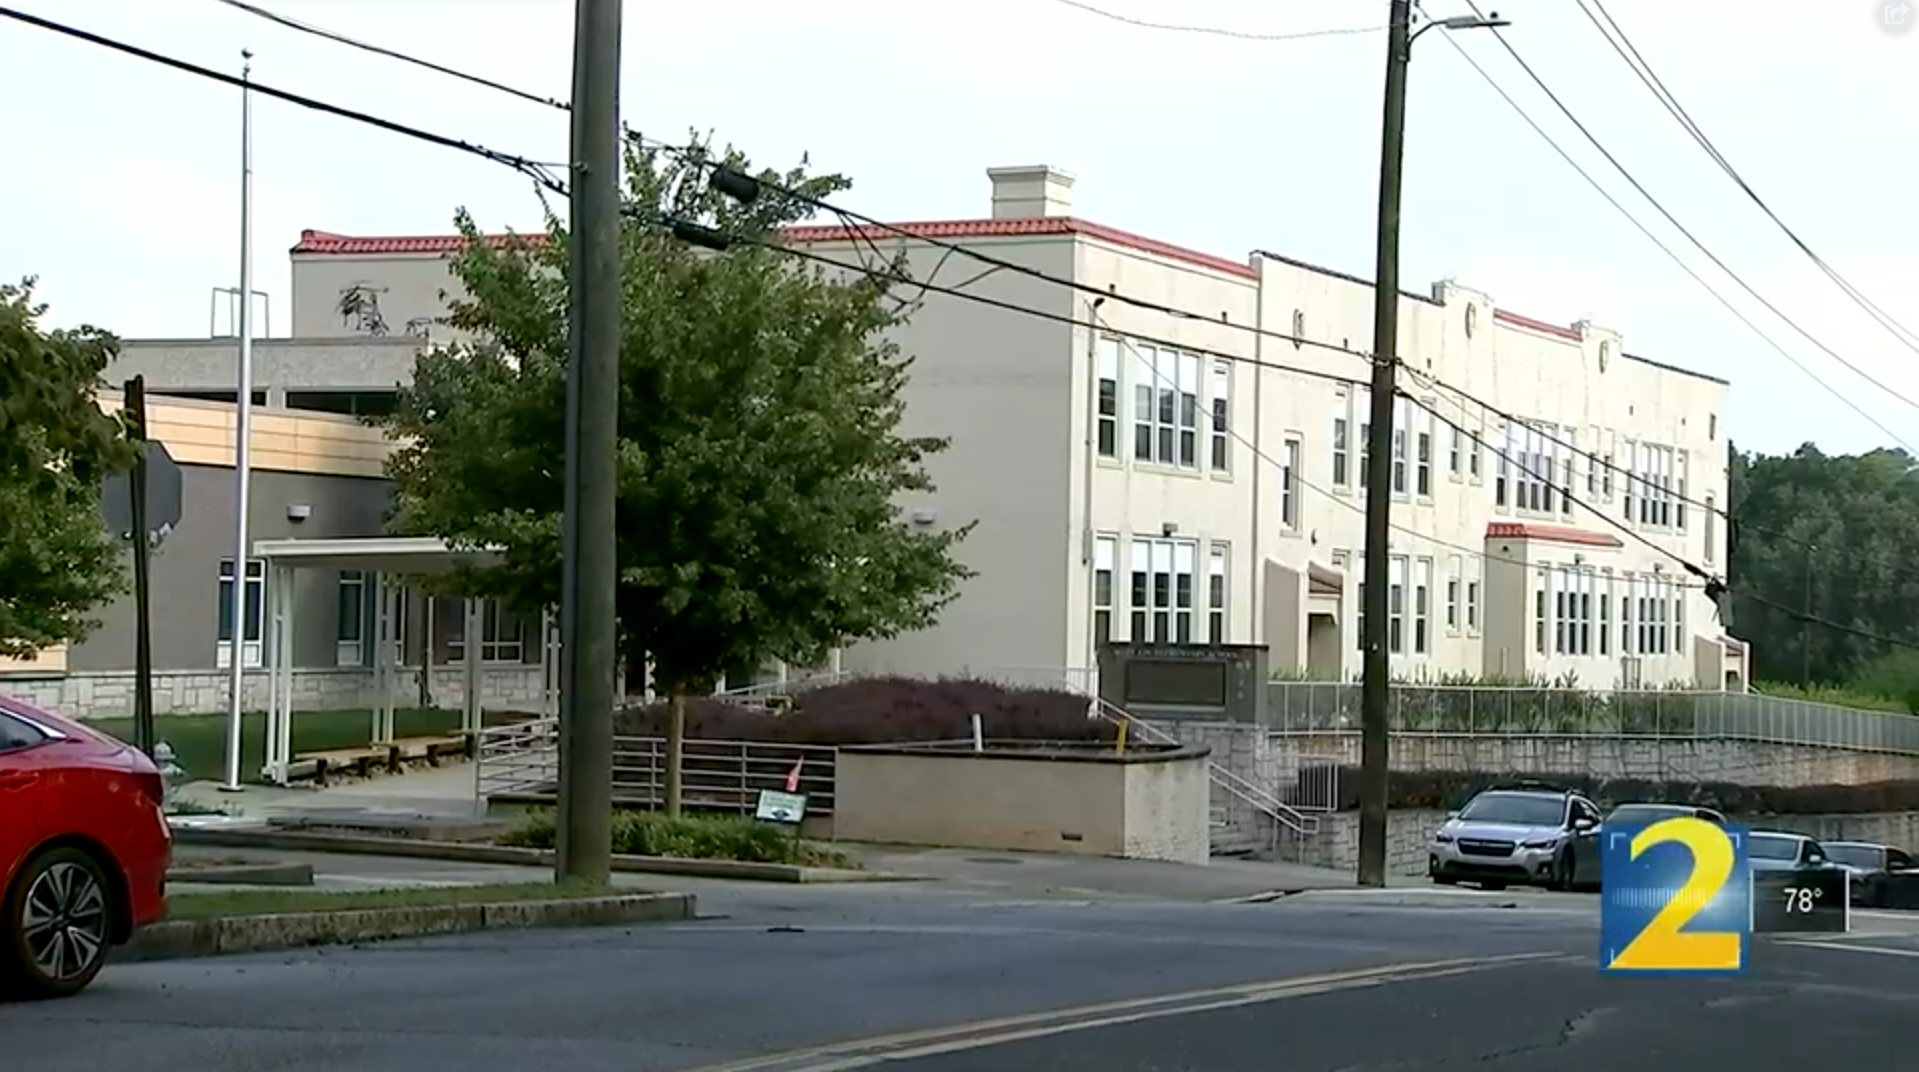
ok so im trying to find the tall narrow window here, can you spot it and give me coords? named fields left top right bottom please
left=1095, top=338, right=1120, bottom=458
left=1173, top=541, right=1197, bottom=642
left=1387, top=556, right=1407, bottom=654
left=1209, top=361, right=1231, bottom=471
left=1391, top=396, right=1411, bottom=495
left=1129, top=539, right=1150, bottom=640
left=1444, top=553, right=1462, bottom=633
left=1093, top=536, right=1116, bottom=646
left=1676, top=452, right=1689, bottom=531
left=1448, top=423, right=1463, bottom=477
left=1621, top=574, right=1635, bottom=655
left=1177, top=351, right=1201, bottom=468
left=1155, top=349, right=1178, bottom=465
left=1468, top=412, right=1483, bottom=480
left=1599, top=571, right=1613, bottom=656
left=1413, top=557, right=1432, bottom=655
left=1578, top=569, right=1594, bottom=655
left=1358, top=389, right=1371, bottom=490
left=1534, top=567, right=1549, bottom=654
left=1332, top=387, right=1350, bottom=488
left=1554, top=567, right=1570, bottom=655
left=1466, top=557, right=1482, bottom=635
left=337, top=570, right=366, bottom=667
left=217, top=558, right=267, bottom=668
left=1703, top=494, right=1717, bottom=563
left=1207, top=544, right=1228, bottom=643
left=1282, top=437, right=1301, bottom=529
left=1415, top=405, right=1433, bottom=497
left=1494, top=421, right=1511, bottom=507
left=1132, top=346, right=1156, bottom=462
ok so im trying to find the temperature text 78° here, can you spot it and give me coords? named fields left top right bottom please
left=1784, top=887, right=1825, bottom=913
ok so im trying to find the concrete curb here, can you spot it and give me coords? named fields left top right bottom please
left=167, top=862, right=316, bottom=887
left=171, top=826, right=919, bottom=884
left=122, top=892, right=695, bottom=963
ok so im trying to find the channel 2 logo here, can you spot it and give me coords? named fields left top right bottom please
left=1601, top=817, right=1750, bottom=974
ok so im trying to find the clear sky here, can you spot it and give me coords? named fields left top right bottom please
left=3, top=0, right=1914, bottom=456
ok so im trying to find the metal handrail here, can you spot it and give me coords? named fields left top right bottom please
left=1090, top=696, right=1317, bottom=838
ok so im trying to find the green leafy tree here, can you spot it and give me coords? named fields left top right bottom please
left=1728, top=441, right=1919, bottom=687
left=383, top=139, right=973, bottom=810
left=0, top=280, right=135, bottom=655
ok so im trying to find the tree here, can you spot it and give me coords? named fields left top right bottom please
left=1727, top=441, right=1919, bottom=686
left=0, top=279, right=135, bottom=656
left=382, top=139, right=974, bottom=810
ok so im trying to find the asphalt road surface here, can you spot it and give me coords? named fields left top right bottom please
left=4, top=883, right=1913, bottom=1072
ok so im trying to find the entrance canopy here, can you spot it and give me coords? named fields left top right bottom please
left=250, top=536, right=555, bottom=785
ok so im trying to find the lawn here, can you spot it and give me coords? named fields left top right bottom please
left=165, top=880, right=617, bottom=920
left=88, top=707, right=471, bottom=783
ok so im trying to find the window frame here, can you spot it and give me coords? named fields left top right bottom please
left=216, top=557, right=268, bottom=669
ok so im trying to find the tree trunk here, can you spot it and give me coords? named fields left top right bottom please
left=666, top=692, right=686, bottom=816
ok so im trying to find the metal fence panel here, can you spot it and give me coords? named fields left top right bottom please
left=1263, top=682, right=1919, bottom=755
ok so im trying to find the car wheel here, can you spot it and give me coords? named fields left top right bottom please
left=2, top=846, right=117, bottom=1000
left=1546, top=849, right=1574, bottom=892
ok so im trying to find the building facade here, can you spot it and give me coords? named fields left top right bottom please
left=82, top=162, right=1746, bottom=706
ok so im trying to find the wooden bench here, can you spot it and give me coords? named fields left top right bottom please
left=296, top=745, right=400, bottom=786
left=392, top=734, right=473, bottom=765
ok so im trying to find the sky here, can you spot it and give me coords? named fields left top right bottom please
left=2, top=0, right=1915, bottom=456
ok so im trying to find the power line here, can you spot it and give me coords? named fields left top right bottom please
left=1447, top=0, right=1919, bottom=441
left=1575, top=0, right=1919, bottom=356
left=1039, top=0, right=1384, bottom=43
left=204, top=0, right=1389, bottom=371
left=0, top=5, right=566, bottom=195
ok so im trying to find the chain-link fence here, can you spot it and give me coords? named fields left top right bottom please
left=1265, top=682, right=1919, bottom=755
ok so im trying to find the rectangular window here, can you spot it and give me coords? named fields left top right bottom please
left=1357, top=388, right=1371, bottom=490
left=1554, top=569, right=1569, bottom=655
left=1444, top=553, right=1462, bottom=633
left=1207, top=544, right=1228, bottom=643
left=1093, top=536, right=1116, bottom=647
left=1132, top=537, right=1199, bottom=643
left=1448, top=423, right=1463, bottom=478
left=1621, top=574, right=1635, bottom=655
left=1332, top=387, right=1350, bottom=488
left=1282, top=437, right=1301, bottom=529
left=1469, top=410, right=1484, bottom=481
left=1585, top=426, right=1601, bottom=496
left=1177, top=351, right=1201, bottom=468
left=1388, top=555, right=1407, bottom=654
left=1466, top=557, right=1482, bottom=635
left=1096, top=338, right=1120, bottom=458
left=1494, top=421, right=1511, bottom=507
left=1391, top=396, right=1411, bottom=495
left=1534, top=567, right=1549, bottom=654
left=1675, top=582, right=1686, bottom=654
left=1132, top=346, right=1157, bottom=462
left=1599, top=570, right=1613, bottom=656
left=447, top=598, right=525, bottom=664
left=1415, top=404, right=1433, bottom=497
left=1676, top=452, right=1689, bottom=531
left=216, top=558, right=266, bottom=668
left=1578, top=569, right=1594, bottom=656
left=1601, top=431, right=1616, bottom=501
left=1129, top=539, right=1150, bottom=641
left=1413, top=557, right=1432, bottom=655
left=1560, top=430, right=1578, bottom=518
left=337, top=570, right=366, bottom=667
left=1703, top=494, right=1717, bottom=563
left=1209, top=361, right=1231, bottom=471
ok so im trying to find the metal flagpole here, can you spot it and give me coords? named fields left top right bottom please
left=221, top=48, right=257, bottom=791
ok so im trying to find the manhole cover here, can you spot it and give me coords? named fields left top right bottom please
left=963, top=856, right=1026, bottom=866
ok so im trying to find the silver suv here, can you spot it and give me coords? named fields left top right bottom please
left=1429, top=786, right=1601, bottom=890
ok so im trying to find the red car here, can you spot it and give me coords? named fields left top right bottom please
left=0, top=695, right=170, bottom=999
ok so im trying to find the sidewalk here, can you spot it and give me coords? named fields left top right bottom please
left=169, top=760, right=486, bottom=827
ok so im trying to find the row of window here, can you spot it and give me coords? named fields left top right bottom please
left=1353, top=553, right=1484, bottom=657
left=1533, top=564, right=1687, bottom=659
left=1095, top=339, right=1232, bottom=473
left=215, top=560, right=525, bottom=668
left=1090, top=536, right=1230, bottom=647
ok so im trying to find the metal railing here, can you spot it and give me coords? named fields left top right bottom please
left=1263, top=682, right=1919, bottom=755
left=709, top=665, right=1099, bottom=705
left=476, top=720, right=838, bottom=814
left=1091, top=696, right=1317, bottom=839
left=1279, top=755, right=1342, bottom=813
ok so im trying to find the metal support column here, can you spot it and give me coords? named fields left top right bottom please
left=463, top=596, right=484, bottom=737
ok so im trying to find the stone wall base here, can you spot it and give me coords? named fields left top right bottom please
left=0, top=666, right=547, bottom=721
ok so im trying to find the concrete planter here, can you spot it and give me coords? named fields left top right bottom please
left=834, top=741, right=1212, bottom=864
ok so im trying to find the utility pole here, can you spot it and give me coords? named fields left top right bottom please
left=1356, top=0, right=1414, bottom=889
left=125, top=376, right=156, bottom=759
left=556, top=0, right=622, bottom=884
left=221, top=48, right=257, bottom=793
left=1800, top=543, right=1815, bottom=687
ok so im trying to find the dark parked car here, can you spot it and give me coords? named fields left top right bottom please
left=1822, top=841, right=1915, bottom=907
left=1746, top=831, right=1838, bottom=874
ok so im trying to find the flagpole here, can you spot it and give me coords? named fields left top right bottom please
left=221, top=47, right=256, bottom=791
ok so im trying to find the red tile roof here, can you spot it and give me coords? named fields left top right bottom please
left=291, top=220, right=1599, bottom=343
left=1484, top=522, right=1624, bottom=549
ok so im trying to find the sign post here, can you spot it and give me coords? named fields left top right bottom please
left=102, top=376, right=183, bottom=759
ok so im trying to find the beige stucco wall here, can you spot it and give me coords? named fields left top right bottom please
left=98, top=389, right=395, bottom=478
left=834, top=744, right=1210, bottom=864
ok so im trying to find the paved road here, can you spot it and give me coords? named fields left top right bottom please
left=5, top=879, right=1912, bottom=1072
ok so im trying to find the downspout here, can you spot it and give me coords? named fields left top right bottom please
left=1249, top=256, right=1266, bottom=649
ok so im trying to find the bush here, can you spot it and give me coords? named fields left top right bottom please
left=1311, top=764, right=1919, bottom=816
left=611, top=676, right=1109, bottom=746
left=500, top=808, right=850, bottom=867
